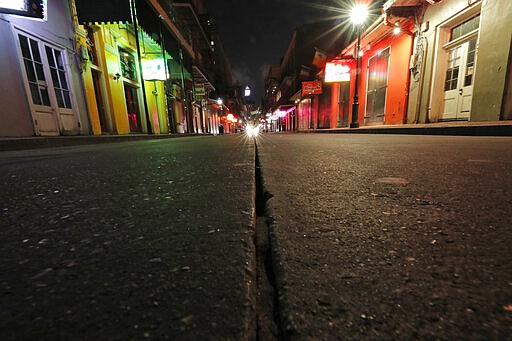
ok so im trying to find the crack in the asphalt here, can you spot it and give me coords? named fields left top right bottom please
left=254, top=143, right=282, bottom=341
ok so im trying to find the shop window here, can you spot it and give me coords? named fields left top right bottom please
left=46, top=46, right=72, bottom=109
left=118, top=47, right=137, bottom=81
left=445, top=46, right=461, bottom=91
left=86, top=26, right=99, bottom=66
left=18, top=34, right=51, bottom=106
left=464, top=39, right=477, bottom=87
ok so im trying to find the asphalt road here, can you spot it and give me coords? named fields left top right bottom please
left=0, top=136, right=256, bottom=340
left=256, top=133, right=512, bottom=340
left=1, top=133, right=512, bottom=340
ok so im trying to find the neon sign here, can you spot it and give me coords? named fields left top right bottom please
left=324, top=60, right=352, bottom=83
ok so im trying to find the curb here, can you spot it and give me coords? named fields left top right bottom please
left=0, top=133, right=202, bottom=152
left=302, top=123, right=512, bottom=136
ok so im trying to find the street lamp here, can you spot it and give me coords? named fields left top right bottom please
left=217, top=98, right=223, bottom=134
left=350, top=3, right=368, bottom=128
left=217, top=97, right=223, bottom=114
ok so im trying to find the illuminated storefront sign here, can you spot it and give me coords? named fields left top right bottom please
left=194, top=85, right=206, bottom=98
left=2, top=0, right=25, bottom=11
left=275, top=105, right=295, bottom=118
left=0, top=0, right=44, bottom=18
left=226, top=113, right=238, bottom=123
left=324, top=59, right=352, bottom=82
left=142, top=58, right=166, bottom=81
left=302, top=81, right=322, bottom=96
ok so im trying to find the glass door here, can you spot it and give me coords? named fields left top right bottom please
left=17, top=33, right=59, bottom=135
left=124, top=83, right=142, bottom=133
left=442, top=38, right=477, bottom=120
left=16, top=31, right=78, bottom=135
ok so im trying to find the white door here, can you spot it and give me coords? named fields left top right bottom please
left=44, top=45, right=76, bottom=131
left=16, top=31, right=77, bottom=136
left=442, top=38, right=477, bottom=120
left=17, top=32, right=59, bottom=135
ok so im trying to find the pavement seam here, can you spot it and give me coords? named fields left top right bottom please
left=254, top=142, right=288, bottom=340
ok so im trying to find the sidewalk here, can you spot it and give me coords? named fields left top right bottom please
left=306, top=120, right=512, bottom=136
left=0, top=133, right=198, bottom=152
left=2, top=121, right=512, bottom=153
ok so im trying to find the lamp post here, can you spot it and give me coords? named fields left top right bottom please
left=217, top=98, right=223, bottom=134
left=350, top=4, right=368, bottom=129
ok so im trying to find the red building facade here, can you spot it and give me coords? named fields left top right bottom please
left=293, top=16, right=414, bottom=130
left=339, top=17, right=415, bottom=127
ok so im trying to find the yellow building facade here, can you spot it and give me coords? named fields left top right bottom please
left=76, top=22, right=170, bottom=135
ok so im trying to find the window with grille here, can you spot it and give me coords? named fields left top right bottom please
left=119, top=48, right=137, bottom=81
left=451, top=14, right=480, bottom=41
left=46, top=46, right=72, bottom=109
left=18, top=34, right=51, bottom=106
left=445, top=45, right=462, bottom=91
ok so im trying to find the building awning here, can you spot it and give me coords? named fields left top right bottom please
left=173, top=2, right=211, bottom=50
left=135, top=0, right=192, bottom=64
left=193, top=66, right=215, bottom=92
left=276, top=105, right=296, bottom=114
left=384, top=0, right=425, bottom=18
left=75, top=0, right=194, bottom=65
left=290, top=90, right=302, bottom=102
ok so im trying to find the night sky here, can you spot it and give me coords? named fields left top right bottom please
left=206, top=0, right=332, bottom=102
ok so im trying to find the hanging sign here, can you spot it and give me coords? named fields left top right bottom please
left=142, top=58, right=166, bottom=81
left=324, top=60, right=352, bottom=82
left=302, top=81, right=322, bottom=96
left=194, top=85, right=206, bottom=98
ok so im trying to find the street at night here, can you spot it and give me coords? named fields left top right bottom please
left=1, top=0, right=512, bottom=339
left=1, top=133, right=511, bottom=339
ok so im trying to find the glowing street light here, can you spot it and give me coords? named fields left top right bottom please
left=350, top=4, right=368, bottom=25
left=350, top=3, right=368, bottom=129
left=217, top=97, right=224, bottom=116
left=216, top=98, right=224, bottom=134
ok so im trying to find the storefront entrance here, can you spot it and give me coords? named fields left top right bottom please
left=91, top=69, right=109, bottom=133
left=442, top=38, right=477, bottom=120
left=365, top=48, right=390, bottom=124
left=124, top=83, right=142, bottom=133
left=16, top=31, right=77, bottom=136
left=298, top=98, right=312, bottom=130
